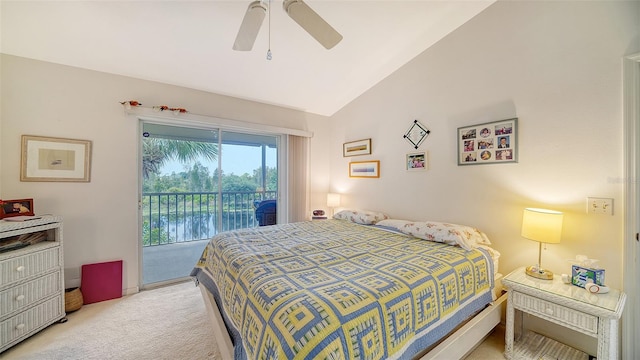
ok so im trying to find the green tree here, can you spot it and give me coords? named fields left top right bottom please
left=188, top=162, right=212, bottom=192
left=221, top=172, right=260, bottom=192
left=252, top=166, right=278, bottom=191
left=143, top=171, right=188, bottom=193
left=142, top=138, right=217, bottom=179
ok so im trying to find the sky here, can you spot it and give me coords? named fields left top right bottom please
left=160, top=144, right=277, bottom=176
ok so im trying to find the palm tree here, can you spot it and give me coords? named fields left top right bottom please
left=142, top=138, right=218, bottom=179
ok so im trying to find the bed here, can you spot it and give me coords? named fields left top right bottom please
left=191, top=212, right=505, bottom=360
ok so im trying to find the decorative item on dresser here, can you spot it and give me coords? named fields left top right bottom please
left=0, top=199, right=35, bottom=219
left=503, top=267, right=626, bottom=360
left=0, top=216, right=65, bottom=353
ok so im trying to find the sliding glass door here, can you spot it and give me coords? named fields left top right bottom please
left=219, top=131, right=279, bottom=229
left=140, top=122, right=279, bottom=286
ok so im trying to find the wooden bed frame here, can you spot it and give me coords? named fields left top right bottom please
left=197, top=276, right=507, bottom=360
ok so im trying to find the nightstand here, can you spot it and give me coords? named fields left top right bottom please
left=503, top=267, right=626, bottom=360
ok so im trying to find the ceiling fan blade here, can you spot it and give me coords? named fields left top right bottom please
left=283, top=0, right=342, bottom=49
left=233, top=1, right=267, bottom=51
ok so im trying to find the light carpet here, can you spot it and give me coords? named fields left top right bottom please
left=2, top=281, right=506, bottom=360
left=2, top=281, right=222, bottom=360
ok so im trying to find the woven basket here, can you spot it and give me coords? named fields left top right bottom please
left=65, top=287, right=83, bottom=313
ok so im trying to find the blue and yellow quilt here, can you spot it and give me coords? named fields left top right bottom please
left=191, top=219, right=494, bottom=360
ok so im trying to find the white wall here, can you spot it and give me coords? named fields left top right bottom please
left=0, top=55, right=326, bottom=293
left=326, top=1, right=640, bottom=289
left=1, top=1, right=638, bottom=294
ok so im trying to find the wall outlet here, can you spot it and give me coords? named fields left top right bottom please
left=587, top=197, right=613, bottom=215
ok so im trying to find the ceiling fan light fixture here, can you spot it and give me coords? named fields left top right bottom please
left=233, top=1, right=268, bottom=51
left=283, top=0, right=342, bottom=49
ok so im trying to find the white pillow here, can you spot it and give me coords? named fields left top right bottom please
left=333, top=209, right=389, bottom=225
left=391, top=221, right=491, bottom=251
left=376, top=219, right=411, bottom=229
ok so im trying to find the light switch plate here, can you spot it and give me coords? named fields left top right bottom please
left=587, top=197, right=613, bottom=215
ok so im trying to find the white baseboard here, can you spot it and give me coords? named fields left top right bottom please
left=123, top=286, right=139, bottom=296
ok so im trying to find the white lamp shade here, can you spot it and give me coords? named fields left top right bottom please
left=521, top=208, right=563, bottom=244
left=327, top=193, right=341, bottom=207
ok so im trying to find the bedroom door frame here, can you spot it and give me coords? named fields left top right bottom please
left=623, top=51, right=640, bottom=360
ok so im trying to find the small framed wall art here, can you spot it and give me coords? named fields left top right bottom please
left=349, top=160, right=380, bottom=178
left=0, top=198, right=35, bottom=218
left=403, top=120, right=430, bottom=149
left=343, top=139, right=371, bottom=157
left=406, top=152, right=427, bottom=171
left=21, top=135, right=92, bottom=182
left=457, top=118, right=518, bottom=165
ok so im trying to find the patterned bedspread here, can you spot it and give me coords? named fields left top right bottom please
left=191, top=219, right=494, bottom=360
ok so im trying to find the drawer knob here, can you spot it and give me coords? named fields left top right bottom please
left=545, top=307, right=554, bottom=315
left=16, top=323, right=26, bottom=330
left=16, top=265, right=25, bottom=272
left=15, top=294, right=25, bottom=302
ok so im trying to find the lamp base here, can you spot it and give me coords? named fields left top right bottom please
left=525, top=265, right=554, bottom=280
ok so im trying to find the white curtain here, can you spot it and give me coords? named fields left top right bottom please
left=287, top=135, right=310, bottom=222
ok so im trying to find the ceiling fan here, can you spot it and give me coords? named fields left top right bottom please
left=232, top=0, right=343, bottom=51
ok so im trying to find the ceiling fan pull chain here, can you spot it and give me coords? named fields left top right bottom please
left=266, top=0, right=272, bottom=60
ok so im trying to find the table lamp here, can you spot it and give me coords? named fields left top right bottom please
left=327, top=193, right=341, bottom=216
left=521, top=207, right=563, bottom=280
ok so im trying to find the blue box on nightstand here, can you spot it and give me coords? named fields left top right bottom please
left=571, top=265, right=605, bottom=288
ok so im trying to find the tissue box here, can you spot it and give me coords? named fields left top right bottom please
left=571, top=265, right=605, bottom=288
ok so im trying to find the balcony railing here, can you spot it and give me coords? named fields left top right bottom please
left=142, top=191, right=277, bottom=247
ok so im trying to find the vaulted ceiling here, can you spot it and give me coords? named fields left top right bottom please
left=1, top=0, right=495, bottom=116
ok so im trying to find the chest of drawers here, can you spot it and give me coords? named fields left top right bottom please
left=0, top=216, right=65, bottom=353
